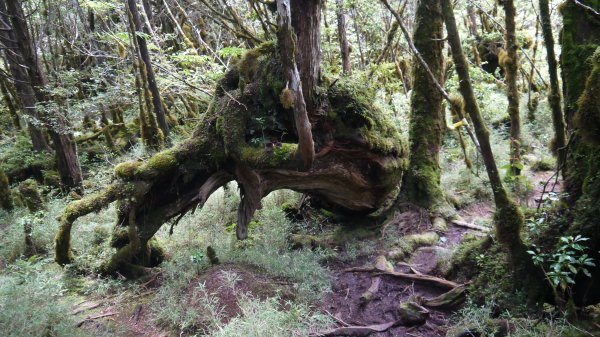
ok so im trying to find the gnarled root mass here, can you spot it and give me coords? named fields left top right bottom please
left=54, top=43, right=407, bottom=275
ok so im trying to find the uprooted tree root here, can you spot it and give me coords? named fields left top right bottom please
left=54, top=43, right=407, bottom=276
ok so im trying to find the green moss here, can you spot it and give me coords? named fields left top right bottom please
left=18, top=179, right=44, bottom=212
left=137, top=149, right=178, bottom=179
left=237, top=41, right=276, bottom=91
left=388, top=232, right=440, bottom=260
left=114, top=160, right=143, bottom=179
left=42, top=170, right=60, bottom=188
left=0, top=170, right=12, bottom=210
left=55, top=183, right=132, bottom=265
left=574, top=47, right=600, bottom=146
left=327, top=79, right=404, bottom=155
left=240, top=143, right=299, bottom=167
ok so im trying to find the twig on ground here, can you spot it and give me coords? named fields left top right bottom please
left=76, top=312, right=119, bottom=327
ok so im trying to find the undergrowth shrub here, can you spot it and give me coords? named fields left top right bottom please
left=0, top=259, right=81, bottom=337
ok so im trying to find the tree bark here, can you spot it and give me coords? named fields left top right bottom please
left=502, top=0, right=522, bottom=176
left=336, top=0, right=351, bottom=74
left=539, top=0, right=566, bottom=174
left=559, top=0, right=600, bottom=305
left=402, top=0, right=446, bottom=211
left=441, top=0, right=530, bottom=280
left=0, top=6, right=49, bottom=151
left=126, top=0, right=170, bottom=139
left=0, top=76, right=21, bottom=129
left=4, top=0, right=83, bottom=192
left=277, top=0, right=315, bottom=169
left=291, top=0, right=322, bottom=118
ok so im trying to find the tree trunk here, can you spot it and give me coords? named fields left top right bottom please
left=0, top=76, right=21, bottom=130
left=466, top=4, right=478, bottom=37
left=441, top=0, right=531, bottom=283
left=291, top=0, right=322, bottom=118
left=502, top=0, right=522, bottom=176
left=126, top=0, right=170, bottom=139
left=560, top=0, right=600, bottom=305
left=0, top=5, right=49, bottom=151
left=3, top=0, right=83, bottom=192
left=277, top=0, right=315, bottom=170
left=402, top=0, right=446, bottom=211
left=336, top=0, right=351, bottom=74
left=539, top=0, right=567, bottom=174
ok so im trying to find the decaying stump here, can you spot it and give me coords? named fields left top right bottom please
left=55, top=42, right=407, bottom=275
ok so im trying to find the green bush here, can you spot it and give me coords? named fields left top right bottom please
left=0, top=259, right=81, bottom=337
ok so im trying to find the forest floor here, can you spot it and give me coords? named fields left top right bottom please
left=61, top=170, right=562, bottom=337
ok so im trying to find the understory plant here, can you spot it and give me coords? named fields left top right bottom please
left=528, top=235, right=596, bottom=311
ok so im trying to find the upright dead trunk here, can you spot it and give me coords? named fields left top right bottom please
left=277, top=0, right=315, bottom=170
left=502, top=0, right=522, bottom=176
left=402, top=0, right=446, bottom=211
left=1, top=0, right=83, bottom=192
left=126, top=0, right=170, bottom=139
left=336, top=0, right=351, bottom=74
left=539, top=0, right=566, bottom=173
left=442, top=0, right=531, bottom=283
left=291, top=0, right=322, bottom=118
left=466, top=4, right=478, bottom=37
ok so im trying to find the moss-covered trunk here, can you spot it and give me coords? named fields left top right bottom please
left=442, top=0, right=534, bottom=292
left=402, top=0, right=446, bottom=211
left=539, top=0, right=567, bottom=171
left=55, top=42, right=407, bottom=275
left=560, top=0, right=600, bottom=305
left=502, top=0, right=522, bottom=176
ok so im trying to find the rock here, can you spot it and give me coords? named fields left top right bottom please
left=432, top=216, right=448, bottom=232
left=374, top=255, right=394, bottom=272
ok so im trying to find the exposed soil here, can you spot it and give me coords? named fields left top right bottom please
left=186, top=264, right=296, bottom=324
left=78, top=171, right=564, bottom=337
left=322, top=259, right=449, bottom=337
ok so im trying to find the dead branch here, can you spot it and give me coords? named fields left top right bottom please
left=76, top=312, right=119, bottom=327
left=573, top=0, right=600, bottom=17
left=310, top=320, right=399, bottom=337
left=451, top=219, right=491, bottom=232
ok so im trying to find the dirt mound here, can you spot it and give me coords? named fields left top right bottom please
left=186, top=264, right=295, bottom=324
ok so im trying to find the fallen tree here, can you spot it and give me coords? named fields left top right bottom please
left=54, top=41, right=407, bottom=275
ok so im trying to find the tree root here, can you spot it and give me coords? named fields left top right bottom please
left=418, top=284, right=468, bottom=310
left=309, top=320, right=400, bottom=337
left=345, top=268, right=459, bottom=290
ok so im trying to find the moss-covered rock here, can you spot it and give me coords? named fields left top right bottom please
left=0, top=170, right=13, bottom=210
left=42, top=170, right=61, bottom=188
left=388, top=232, right=440, bottom=260
left=18, top=179, right=44, bottom=212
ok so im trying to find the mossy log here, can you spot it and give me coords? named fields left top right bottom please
left=55, top=44, right=407, bottom=274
